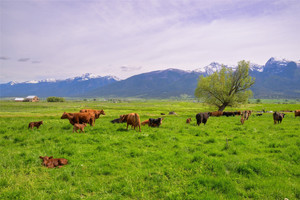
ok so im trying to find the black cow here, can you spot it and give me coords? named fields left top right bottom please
left=196, top=112, right=211, bottom=126
left=223, top=112, right=235, bottom=117
left=110, top=118, right=125, bottom=123
left=273, top=112, right=285, bottom=124
left=149, top=118, right=163, bottom=127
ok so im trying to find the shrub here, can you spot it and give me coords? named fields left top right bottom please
left=46, top=96, right=65, bottom=102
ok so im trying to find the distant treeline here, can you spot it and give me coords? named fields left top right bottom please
left=46, top=97, right=65, bottom=102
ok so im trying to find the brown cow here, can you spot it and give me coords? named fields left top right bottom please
left=273, top=112, right=285, bottom=124
left=61, top=112, right=95, bottom=126
left=210, top=111, right=223, bottom=117
left=242, top=110, right=251, bottom=120
left=39, top=156, right=68, bottom=168
left=141, top=120, right=149, bottom=126
left=240, top=116, right=245, bottom=125
left=120, top=113, right=141, bottom=132
left=80, top=109, right=105, bottom=119
left=28, top=121, right=43, bottom=129
left=186, top=118, right=191, bottom=123
left=73, top=123, right=87, bottom=133
left=295, top=110, right=300, bottom=117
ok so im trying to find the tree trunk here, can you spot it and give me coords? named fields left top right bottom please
left=218, top=103, right=228, bottom=111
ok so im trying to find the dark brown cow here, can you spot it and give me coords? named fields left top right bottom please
left=61, top=112, right=95, bottom=126
left=223, top=112, right=235, bottom=117
left=273, top=112, right=285, bottom=124
left=210, top=111, right=223, bottom=117
left=28, top=121, right=43, bottom=129
left=39, top=156, right=68, bottom=168
left=120, top=113, right=141, bottom=132
left=186, top=118, right=192, bottom=123
left=196, top=112, right=211, bottom=126
left=295, top=110, right=300, bottom=117
left=149, top=118, right=163, bottom=127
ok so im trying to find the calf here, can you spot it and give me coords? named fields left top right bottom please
left=28, top=121, right=43, bottom=129
left=39, top=156, right=68, bottom=168
left=73, top=123, right=87, bottom=133
left=210, top=111, right=223, bottom=117
left=196, top=112, right=211, bottom=126
left=149, top=118, right=163, bottom=127
left=186, top=118, right=192, bottom=123
left=273, top=112, right=285, bottom=124
left=141, top=120, right=150, bottom=126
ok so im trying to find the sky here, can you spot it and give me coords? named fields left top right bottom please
left=0, top=0, right=300, bottom=83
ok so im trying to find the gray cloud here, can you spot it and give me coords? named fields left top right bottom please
left=120, top=66, right=142, bottom=72
left=0, top=56, right=9, bottom=60
left=18, top=58, right=30, bottom=62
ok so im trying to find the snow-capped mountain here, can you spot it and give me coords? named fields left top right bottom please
left=0, top=73, right=119, bottom=97
left=1, top=57, right=299, bottom=98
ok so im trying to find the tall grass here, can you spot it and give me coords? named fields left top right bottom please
left=0, top=100, right=299, bottom=199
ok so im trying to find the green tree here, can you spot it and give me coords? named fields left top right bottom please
left=46, top=96, right=65, bottom=102
left=195, top=60, right=255, bottom=111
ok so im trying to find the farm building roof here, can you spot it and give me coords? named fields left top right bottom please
left=26, top=95, right=37, bottom=99
left=15, top=98, right=25, bottom=101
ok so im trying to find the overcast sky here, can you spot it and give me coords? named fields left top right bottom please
left=0, top=0, right=299, bottom=83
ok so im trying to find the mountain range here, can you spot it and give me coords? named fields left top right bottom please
left=1, top=57, right=299, bottom=99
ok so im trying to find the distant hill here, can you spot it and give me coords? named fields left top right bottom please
left=0, top=73, right=118, bottom=97
left=1, top=57, right=299, bottom=99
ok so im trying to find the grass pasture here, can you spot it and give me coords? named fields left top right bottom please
left=0, top=100, right=299, bottom=199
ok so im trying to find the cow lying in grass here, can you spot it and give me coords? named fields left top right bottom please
left=186, top=118, right=191, bottom=124
left=39, top=156, right=68, bottom=168
left=73, top=123, right=87, bottom=133
left=28, top=121, right=43, bottom=129
left=61, top=112, right=94, bottom=126
left=141, top=120, right=149, bottom=126
left=120, top=113, right=141, bottom=132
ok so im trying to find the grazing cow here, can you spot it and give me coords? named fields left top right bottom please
left=149, top=118, right=163, bottom=127
left=242, top=110, right=251, bottom=120
left=273, top=112, right=285, bottom=124
left=120, top=113, right=141, bottom=132
left=256, top=114, right=263, bottom=116
left=223, top=112, right=235, bottom=117
left=61, top=112, right=95, bottom=126
left=234, top=111, right=241, bottom=116
left=186, top=118, right=192, bottom=123
left=168, top=111, right=177, bottom=115
left=295, top=110, right=300, bottom=117
left=196, top=112, right=211, bottom=126
left=28, top=121, right=43, bottom=129
left=141, top=120, right=150, bottom=126
left=73, top=123, right=87, bottom=133
left=161, top=113, right=166, bottom=115
left=240, top=116, right=245, bottom=125
left=80, top=109, right=105, bottom=119
left=39, top=156, right=68, bottom=168
left=210, top=111, right=223, bottom=117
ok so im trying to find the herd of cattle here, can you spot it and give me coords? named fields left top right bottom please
left=29, top=109, right=299, bottom=168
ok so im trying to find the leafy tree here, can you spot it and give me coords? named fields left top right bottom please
left=195, top=60, right=255, bottom=111
left=46, top=96, right=65, bottom=102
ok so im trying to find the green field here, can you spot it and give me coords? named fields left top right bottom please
left=0, top=100, right=299, bottom=199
